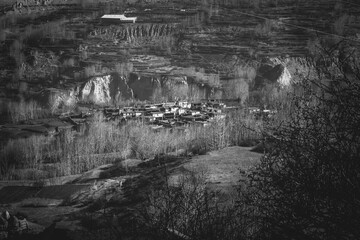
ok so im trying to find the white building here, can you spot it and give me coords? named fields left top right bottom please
left=101, top=14, right=137, bottom=23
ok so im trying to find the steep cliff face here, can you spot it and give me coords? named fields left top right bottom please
left=77, top=74, right=134, bottom=105
left=253, top=59, right=292, bottom=90
left=246, top=57, right=317, bottom=107
left=277, top=66, right=291, bottom=87
left=79, top=75, right=112, bottom=104
left=251, top=56, right=318, bottom=91
left=72, top=56, right=312, bottom=106
left=76, top=74, right=157, bottom=105
left=283, top=57, right=317, bottom=83
left=23, top=57, right=314, bottom=113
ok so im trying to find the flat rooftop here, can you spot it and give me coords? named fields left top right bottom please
left=101, top=14, right=137, bottom=21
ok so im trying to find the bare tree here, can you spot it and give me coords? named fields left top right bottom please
left=246, top=42, right=360, bottom=240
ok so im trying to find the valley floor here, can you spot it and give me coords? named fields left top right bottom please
left=0, top=146, right=261, bottom=239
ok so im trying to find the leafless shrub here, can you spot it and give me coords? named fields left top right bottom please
left=128, top=121, right=188, bottom=159
left=0, top=134, right=50, bottom=179
left=139, top=171, right=252, bottom=240
left=7, top=98, right=50, bottom=123
left=246, top=43, right=360, bottom=239
left=0, top=114, right=125, bottom=179
left=227, top=109, right=263, bottom=146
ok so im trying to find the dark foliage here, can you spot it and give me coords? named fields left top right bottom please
left=137, top=172, right=252, bottom=240
left=246, top=42, right=360, bottom=240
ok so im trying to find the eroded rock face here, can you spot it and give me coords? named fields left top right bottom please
left=36, top=57, right=312, bottom=109
left=74, top=60, right=301, bottom=106
left=283, top=57, right=317, bottom=83
left=269, top=58, right=292, bottom=87
left=277, top=64, right=291, bottom=87
left=79, top=75, right=112, bottom=104
left=77, top=74, right=136, bottom=105
left=253, top=59, right=292, bottom=90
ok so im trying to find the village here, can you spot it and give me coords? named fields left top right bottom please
left=0, top=98, right=276, bottom=142
left=102, top=100, right=278, bottom=130
left=103, top=100, right=228, bottom=130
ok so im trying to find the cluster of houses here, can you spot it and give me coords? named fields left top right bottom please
left=103, top=100, right=228, bottom=129
left=246, top=107, right=278, bottom=120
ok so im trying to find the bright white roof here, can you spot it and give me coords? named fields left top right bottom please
left=101, top=14, right=137, bottom=21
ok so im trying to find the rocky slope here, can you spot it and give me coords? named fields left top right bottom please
left=71, top=56, right=299, bottom=106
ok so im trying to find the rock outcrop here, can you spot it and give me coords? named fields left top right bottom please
left=253, top=59, right=292, bottom=90
left=79, top=75, right=112, bottom=104
left=78, top=74, right=135, bottom=105
left=29, top=57, right=314, bottom=109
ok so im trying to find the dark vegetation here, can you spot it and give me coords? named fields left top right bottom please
left=139, top=172, right=247, bottom=240
left=245, top=43, right=360, bottom=240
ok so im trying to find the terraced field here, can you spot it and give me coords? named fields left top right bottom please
left=1, top=0, right=359, bottom=105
